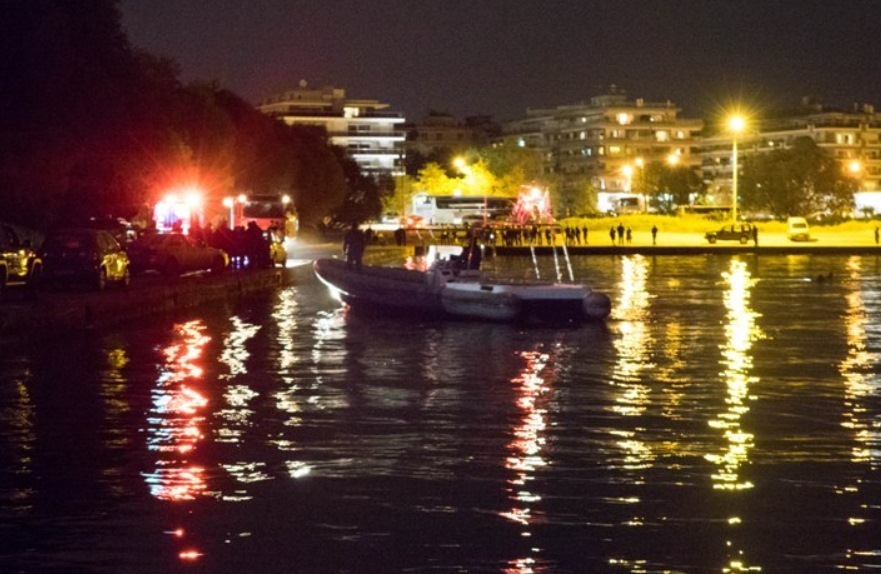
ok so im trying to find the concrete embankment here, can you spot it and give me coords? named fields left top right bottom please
left=0, top=247, right=406, bottom=346
left=0, top=267, right=302, bottom=346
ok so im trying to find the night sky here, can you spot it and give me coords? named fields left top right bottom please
left=120, top=0, right=881, bottom=122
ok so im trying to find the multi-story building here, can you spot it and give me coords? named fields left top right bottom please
left=257, top=82, right=406, bottom=179
left=503, top=87, right=704, bottom=213
left=701, top=100, right=881, bottom=212
left=405, top=112, right=499, bottom=160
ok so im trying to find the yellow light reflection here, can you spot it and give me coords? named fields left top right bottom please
left=706, top=259, right=762, bottom=492
left=610, top=255, right=656, bottom=476
left=0, top=373, right=36, bottom=511
left=707, top=259, right=763, bottom=574
left=838, top=257, right=879, bottom=471
left=837, top=257, right=879, bottom=545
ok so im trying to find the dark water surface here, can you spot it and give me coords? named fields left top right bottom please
left=1, top=254, right=880, bottom=573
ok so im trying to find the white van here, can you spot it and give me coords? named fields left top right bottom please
left=787, top=217, right=810, bottom=241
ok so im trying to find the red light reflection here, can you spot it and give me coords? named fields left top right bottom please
left=501, top=350, right=551, bottom=527
left=145, top=321, right=211, bottom=502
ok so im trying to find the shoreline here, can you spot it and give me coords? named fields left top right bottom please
left=4, top=241, right=881, bottom=346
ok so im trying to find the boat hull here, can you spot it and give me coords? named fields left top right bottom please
left=441, top=282, right=522, bottom=321
left=312, top=258, right=611, bottom=324
left=313, top=258, right=444, bottom=318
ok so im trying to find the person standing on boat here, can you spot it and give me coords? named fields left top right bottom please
left=343, top=223, right=367, bottom=272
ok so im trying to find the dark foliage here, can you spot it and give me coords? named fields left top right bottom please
left=0, top=0, right=364, bottom=230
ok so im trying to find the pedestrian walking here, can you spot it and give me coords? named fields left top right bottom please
left=626, top=227, right=632, bottom=245
left=651, top=225, right=658, bottom=245
left=875, top=226, right=879, bottom=245
left=617, top=222, right=625, bottom=245
left=752, top=225, right=759, bottom=247
left=609, top=226, right=616, bottom=245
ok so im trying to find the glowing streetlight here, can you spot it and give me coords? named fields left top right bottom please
left=634, top=157, right=646, bottom=212
left=847, top=160, right=862, bottom=176
left=621, top=164, right=634, bottom=193
left=728, top=115, right=746, bottom=223
left=222, top=197, right=235, bottom=229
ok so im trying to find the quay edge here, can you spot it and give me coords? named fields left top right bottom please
left=0, top=267, right=303, bottom=347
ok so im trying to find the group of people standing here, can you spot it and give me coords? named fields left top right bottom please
left=608, top=223, right=659, bottom=245
left=190, top=220, right=275, bottom=269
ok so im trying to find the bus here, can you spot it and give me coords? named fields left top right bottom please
left=240, top=193, right=298, bottom=238
left=410, top=193, right=514, bottom=225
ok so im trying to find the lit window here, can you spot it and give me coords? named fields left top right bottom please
left=343, top=106, right=360, bottom=119
left=608, top=145, right=622, bottom=154
left=655, top=131, right=669, bottom=142
left=617, top=113, right=632, bottom=125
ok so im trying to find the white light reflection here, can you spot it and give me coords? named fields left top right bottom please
left=272, top=288, right=300, bottom=373
left=706, top=259, right=762, bottom=492
left=219, top=316, right=261, bottom=379
left=271, top=288, right=341, bottom=479
left=217, top=315, right=261, bottom=446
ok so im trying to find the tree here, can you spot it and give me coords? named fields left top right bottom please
left=480, top=141, right=544, bottom=197
left=740, top=137, right=857, bottom=217
left=639, top=160, right=705, bottom=213
left=0, top=1, right=366, bottom=231
left=414, top=163, right=459, bottom=196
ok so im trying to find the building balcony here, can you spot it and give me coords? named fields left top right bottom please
left=266, top=109, right=405, bottom=120
left=329, top=130, right=406, bottom=139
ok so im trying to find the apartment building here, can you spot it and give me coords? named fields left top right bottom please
left=503, top=88, right=704, bottom=212
left=405, top=112, right=499, bottom=159
left=701, top=101, right=881, bottom=211
left=258, top=81, right=406, bottom=179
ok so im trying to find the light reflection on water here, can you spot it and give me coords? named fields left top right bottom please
left=0, top=255, right=880, bottom=572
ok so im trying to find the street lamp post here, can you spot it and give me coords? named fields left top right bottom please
left=728, top=115, right=746, bottom=223
left=222, top=197, right=235, bottom=229
left=634, top=157, right=645, bottom=212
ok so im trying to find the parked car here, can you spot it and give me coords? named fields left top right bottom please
left=787, top=216, right=811, bottom=241
left=40, top=228, right=131, bottom=290
left=705, top=223, right=756, bottom=244
left=0, top=224, right=42, bottom=299
left=128, top=233, right=227, bottom=276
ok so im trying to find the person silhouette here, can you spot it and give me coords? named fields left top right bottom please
left=343, top=223, right=367, bottom=271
